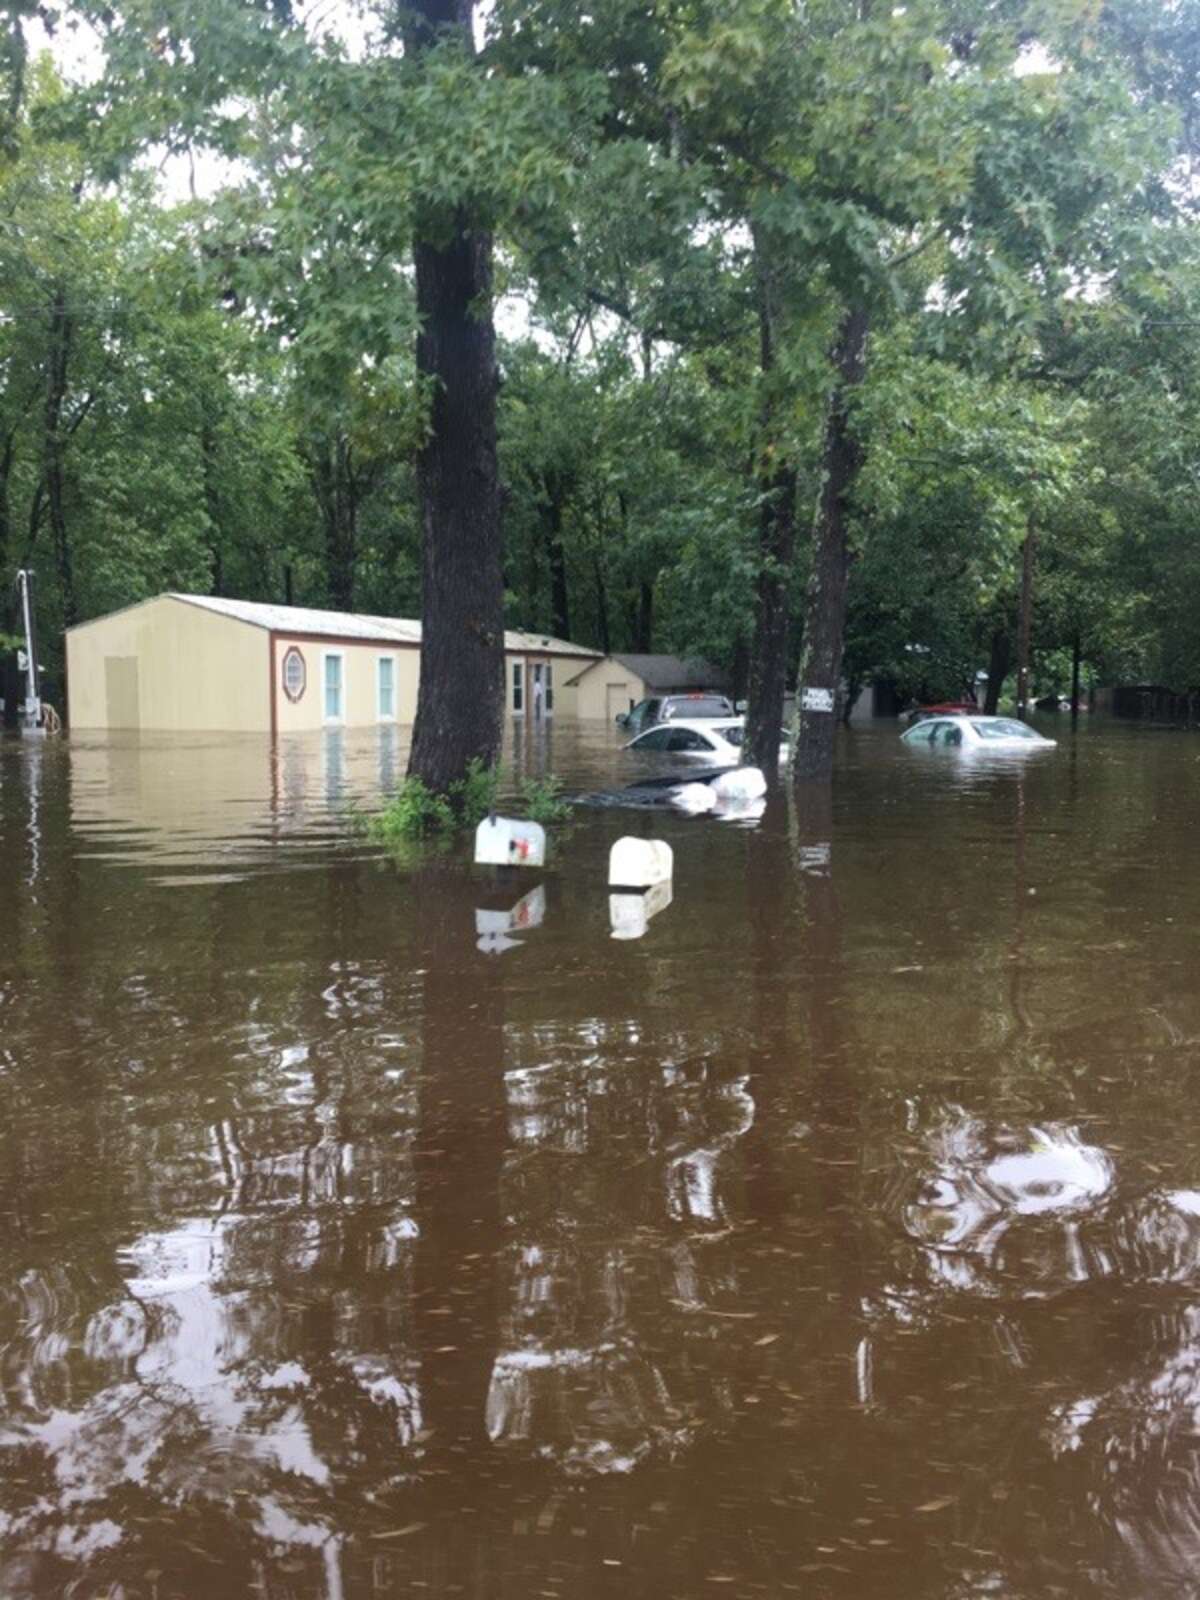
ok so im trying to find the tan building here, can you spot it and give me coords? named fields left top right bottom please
left=564, top=653, right=732, bottom=723
left=66, top=594, right=601, bottom=732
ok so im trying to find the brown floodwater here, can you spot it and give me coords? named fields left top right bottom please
left=2, top=717, right=1200, bottom=1598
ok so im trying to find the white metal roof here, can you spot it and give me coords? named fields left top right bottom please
left=166, top=594, right=600, bottom=658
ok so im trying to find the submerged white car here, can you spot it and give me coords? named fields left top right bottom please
left=901, top=714, right=1056, bottom=750
left=624, top=716, right=790, bottom=763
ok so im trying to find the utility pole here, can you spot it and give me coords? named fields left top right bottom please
left=15, top=569, right=43, bottom=736
left=1016, top=520, right=1036, bottom=720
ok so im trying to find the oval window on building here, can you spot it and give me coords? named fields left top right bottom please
left=282, top=646, right=307, bottom=702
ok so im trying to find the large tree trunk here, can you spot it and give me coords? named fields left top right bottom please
left=792, top=303, right=870, bottom=782
left=44, top=287, right=77, bottom=628
left=745, top=238, right=799, bottom=775
left=984, top=625, right=1010, bottom=713
left=404, top=0, right=504, bottom=795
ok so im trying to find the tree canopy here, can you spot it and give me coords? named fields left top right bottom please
left=3, top=0, right=1200, bottom=759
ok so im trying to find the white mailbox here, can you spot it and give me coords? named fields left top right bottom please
left=609, top=836, right=673, bottom=890
left=474, top=815, right=547, bottom=868
left=610, top=880, right=673, bottom=940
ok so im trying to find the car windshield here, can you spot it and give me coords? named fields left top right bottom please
left=974, top=718, right=1040, bottom=740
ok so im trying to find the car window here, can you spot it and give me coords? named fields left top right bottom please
left=975, top=718, right=1039, bottom=740
left=667, top=728, right=715, bottom=751
left=632, top=727, right=673, bottom=750
left=936, top=722, right=965, bottom=747
left=906, top=721, right=938, bottom=743
left=665, top=695, right=732, bottom=719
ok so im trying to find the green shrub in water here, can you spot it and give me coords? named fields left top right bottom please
left=368, top=775, right=455, bottom=841
left=518, top=774, right=573, bottom=825
left=368, top=762, right=570, bottom=844
left=451, top=758, right=499, bottom=828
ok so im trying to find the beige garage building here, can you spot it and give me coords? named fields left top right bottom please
left=66, top=594, right=602, bottom=733
left=564, top=653, right=732, bottom=723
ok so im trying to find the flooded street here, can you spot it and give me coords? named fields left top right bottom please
left=3, top=718, right=1200, bottom=1598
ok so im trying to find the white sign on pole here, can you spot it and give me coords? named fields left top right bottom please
left=801, top=686, right=835, bottom=714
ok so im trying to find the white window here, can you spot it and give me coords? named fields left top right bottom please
left=323, top=652, right=344, bottom=722
left=512, top=661, right=524, bottom=714
left=377, top=654, right=396, bottom=721
left=545, top=662, right=554, bottom=715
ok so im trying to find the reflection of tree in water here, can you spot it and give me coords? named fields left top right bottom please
left=868, top=1094, right=1200, bottom=1595
left=884, top=1105, right=1116, bottom=1301
left=486, top=1044, right=757, bottom=1474
left=0, top=860, right=436, bottom=1593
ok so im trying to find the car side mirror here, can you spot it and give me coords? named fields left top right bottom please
left=615, top=713, right=628, bottom=727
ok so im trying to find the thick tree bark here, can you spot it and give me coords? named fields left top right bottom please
left=745, top=239, right=799, bottom=775
left=792, top=303, right=870, bottom=782
left=44, top=287, right=77, bottom=628
left=984, top=625, right=1010, bottom=714
left=1016, top=520, right=1036, bottom=719
left=404, top=0, right=504, bottom=794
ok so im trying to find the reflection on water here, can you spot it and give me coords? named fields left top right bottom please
left=4, top=719, right=1200, bottom=1595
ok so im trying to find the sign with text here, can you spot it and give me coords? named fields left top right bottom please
left=801, top=686, right=835, bottom=713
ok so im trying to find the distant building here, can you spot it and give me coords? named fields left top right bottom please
left=66, top=594, right=601, bottom=732
left=564, top=653, right=731, bottom=722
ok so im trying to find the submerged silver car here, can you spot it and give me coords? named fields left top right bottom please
left=901, top=715, right=1057, bottom=750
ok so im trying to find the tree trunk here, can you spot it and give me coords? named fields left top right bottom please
left=309, top=431, right=358, bottom=613
left=404, top=0, right=504, bottom=796
left=1070, top=631, right=1081, bottom=720
left=634, top=577, right=654, bottom=652
left=745, top=236, right=799, bottom=775
left=1016, top=520, right=1036, bottom=719
left=593, top=552, right=610, bottom=655
left=792, top=303, right=870, bottom=782
left=44, top=287, right=77, bottom=628
left=543, top=473, right=570, bottom=640
left=984, top=626, right=1010, bottom=714
left=0, top=426, right=13, bottom=575
left=201, top=416, right=225, bottom=597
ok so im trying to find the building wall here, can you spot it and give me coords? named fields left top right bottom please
left=504, top=654, right=587, bottom=721
left=68, top=598, right=599, bottom=733
left=272, top=635, right=422, bottom=733
left=67, top=597, right=270, bottom=731
left=571, top=662, right=645, bottom=721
